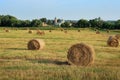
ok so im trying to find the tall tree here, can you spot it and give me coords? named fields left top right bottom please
left=77, top=19, right=89, bottom=28
left=31, top=19, right=42, bottom=27
left=40, top=18, right=47, bottom=23
left=61, top=22, right=71, bottom=28
left=89, top=17, right=103, bottom=28
left=115, top=20, right=120, bottom=29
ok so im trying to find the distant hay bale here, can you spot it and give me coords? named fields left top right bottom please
left=36, top=30, right=45, bottom=35
left=28, top=30, right=33, bottom=34
left=107, top=30, right=110, bottom=33
left=27, top=39, right=45, bottom=50
left=64, top=30, right=67, bottom=34
left=5, top=29, right=10, bottom=32
left=96, top=31, right=100, bottom=34
left=36, top=30, right=40, bottom=34
left=78, top=30, right=80, bottom=32
left=107, top=36, right=119, bottom=47
left=115, top=34, right=120, bottom=40
left=67, top=43, right=95, bottom=66
left=49, top=30, right=52, bottom=32
left=60, top=28, right=64, bottom=31
left=94, top=29, right=97, bottom=31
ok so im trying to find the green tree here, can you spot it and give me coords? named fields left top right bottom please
left=47, top=20, right=53, bottom=25
left=89, top=17, right=104, bottom=28
left=0, top=15, right=18, bottom=27
left=115, top=20, right=120, bottom=29
left=40, top=18, right=47, bottom=23
left=31, top=19, right=42, bottom=27
left=61, top=22, right=71, bottom=28
left=102, top=21, right=115, bottom=29
left=77, top=19, right=89, bottom=28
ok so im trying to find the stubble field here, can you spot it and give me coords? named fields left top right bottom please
left=0, top=28, right=120, bottom=80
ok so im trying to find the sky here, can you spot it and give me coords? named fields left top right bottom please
left=0, top=0, right=120, bottom=20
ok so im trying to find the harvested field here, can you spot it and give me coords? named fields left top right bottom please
left=0, top=28, right=120, bottom=80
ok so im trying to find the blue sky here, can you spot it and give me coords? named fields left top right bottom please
left=0, top=0, right=120, bottom=20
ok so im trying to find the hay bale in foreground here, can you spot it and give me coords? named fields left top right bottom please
left=115, top=34, right=120, bottom=40
left=107, top=36, right=119, bottom=47
left=27, top=39, right=45, bottom=50
left=67, top=43, right=95, bottom=66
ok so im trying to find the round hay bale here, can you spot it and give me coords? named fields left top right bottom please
left=49, top=30, right=52, bottom=32
left=67, top=43, right=95, bottom=66
left=106, top=30, right=110, bottom=33
left=94, top=29, right=97, bottom=31
left=28, top=30, right=33, bottom=34
left=27, top=39, right=45, bottom=50
left=107, top=36, right=119, bottom=47
left=36, top=31, right=40, bottom=35
left=64, top=30, right=67, bottom=34
left=60, top=28, right=64, bottom=31
left=96, top=31, right=100, bottom=34
left=5, top=29, right=10, bottom=32
left=36, top=31, right=45, bottom=35
left=115, top=34, right=120, bottom=40
left=78, top=30, right=80, bottom=32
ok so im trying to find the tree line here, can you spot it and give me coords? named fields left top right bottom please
left=62, top=17, right=120, bottom=29
left=0, top=15, right=120, bottom=29
left=0, top=15, right=53, bottom=27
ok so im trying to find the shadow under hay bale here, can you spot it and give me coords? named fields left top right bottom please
left=115, top=34, right=120, bottom=40
left=26, top=58, right=70, bottom=65
left=107, top=36, right=119, bottom=47
left=27, top=39, right=45, bottom=50
left=67, top=43, right=95, bottom=66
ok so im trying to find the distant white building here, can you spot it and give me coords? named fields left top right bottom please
left=54, top=17, right=65, bottom=26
